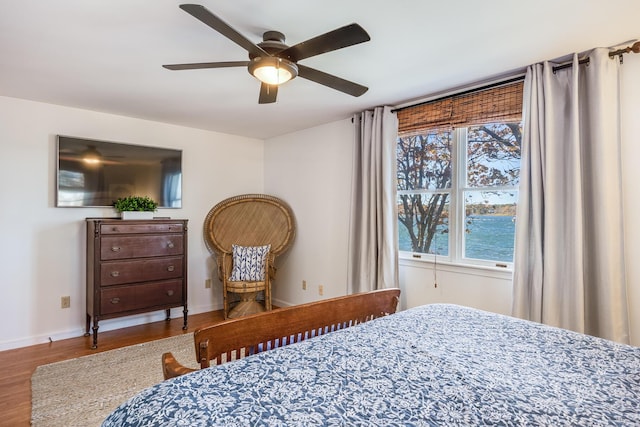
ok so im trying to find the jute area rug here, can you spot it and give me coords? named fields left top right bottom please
left=31, top=333, right=200, bottom=427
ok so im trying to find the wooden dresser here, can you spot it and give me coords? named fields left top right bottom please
left=85, top=218, right=188, bottom=348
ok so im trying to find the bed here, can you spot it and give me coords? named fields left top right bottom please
left=103, top=291, right=640, bottom=426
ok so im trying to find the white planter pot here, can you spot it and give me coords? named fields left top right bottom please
left=121, top=211, right=155, bottom=220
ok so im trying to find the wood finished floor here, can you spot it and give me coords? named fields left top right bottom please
left=0, top=310, right=226, bottom=427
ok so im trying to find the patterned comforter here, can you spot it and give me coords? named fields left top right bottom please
left=102, top=304, right=640, bottom=426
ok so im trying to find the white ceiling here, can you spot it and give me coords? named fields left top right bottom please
left=1, top=0, right=638, bottom=139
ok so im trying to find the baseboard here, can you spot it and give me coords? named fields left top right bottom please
left=272, top=297, right=293, bottom=308
left=0, top=302, right=223, bottom=352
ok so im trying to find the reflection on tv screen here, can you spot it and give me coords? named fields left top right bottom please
left=56, top=136, right=182, bottom=208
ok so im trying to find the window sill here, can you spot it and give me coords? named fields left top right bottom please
left=399, top=254, right=513, bottom=280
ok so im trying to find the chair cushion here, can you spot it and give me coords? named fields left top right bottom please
left=229, top=244, right=271, bottom=281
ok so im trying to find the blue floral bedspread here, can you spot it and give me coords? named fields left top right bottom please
left=102, top=304, right=640, bottom=426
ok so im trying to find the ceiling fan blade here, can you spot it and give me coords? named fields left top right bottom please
left=163, top=61, right=249, bottom=70
left=279, top=23, right=370, bottom=62
left=297, top=64, right=368, bottom=97
left=258, top=83, right=278, bottom=104
left=179, top=4, right=268, bottom=58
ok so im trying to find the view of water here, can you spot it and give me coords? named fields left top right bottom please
left=399, top=215, right=515, bottom=262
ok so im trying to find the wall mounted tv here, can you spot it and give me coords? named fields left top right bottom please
left=56, top=136, right=182, bottom=208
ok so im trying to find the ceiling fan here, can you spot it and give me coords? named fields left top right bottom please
left=163, top=4, right=371, bottom=104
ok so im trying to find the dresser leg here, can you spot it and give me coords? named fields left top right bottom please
left=91, top=322, right=99, bottom=349
left=182, top=306, right=188, bottom=330
left=165, top=308, right=171, bottom=321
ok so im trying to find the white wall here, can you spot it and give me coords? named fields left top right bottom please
left=0, top=96, right=264, bottom=350
left=398, top=261, right=513, bottom=313
left=264, top=119, right=355, bottom=305
left=265, top=54, right=640, bottom=346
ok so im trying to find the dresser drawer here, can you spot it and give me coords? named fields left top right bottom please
left=99, top=222, right=186, bottom=235
left=101, top=235, right=184, bottom=260
left=100, top=280, right=183, bottom=315
left=100, top=256, right=183, bottom=286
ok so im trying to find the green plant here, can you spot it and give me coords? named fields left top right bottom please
left=113, top=196, right=158, bottom=212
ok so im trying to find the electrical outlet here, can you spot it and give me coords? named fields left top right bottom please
left=61, top=296, right=71, bottom=309
left=318, top=285, right=324, bottom=296
left=205, top=279, right=212, bottom=289
left=302, top=280, right=307, bottom=290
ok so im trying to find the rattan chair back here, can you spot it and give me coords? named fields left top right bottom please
left=203, top=194, right=295, bottom=258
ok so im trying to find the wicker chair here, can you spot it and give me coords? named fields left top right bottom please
left=203, top=194, right=295, bottom=319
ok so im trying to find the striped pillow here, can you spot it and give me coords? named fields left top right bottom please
left=229, top=244, right=271, bottom=281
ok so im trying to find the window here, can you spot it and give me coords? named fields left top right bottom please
left=396, top=81, right=523, bottom=267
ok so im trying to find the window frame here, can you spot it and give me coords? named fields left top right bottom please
left=397, top=125, right=519, bottom=270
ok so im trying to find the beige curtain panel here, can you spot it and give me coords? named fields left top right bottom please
left=348, top=106, right=399, bottom=294
left=512, top=48, right=629, bottom=343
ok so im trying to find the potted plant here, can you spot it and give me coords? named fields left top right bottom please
left=113, top=195, right=158, bottom=220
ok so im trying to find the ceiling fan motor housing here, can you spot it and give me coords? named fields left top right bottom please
left=249, top=31, right=288, bottom=59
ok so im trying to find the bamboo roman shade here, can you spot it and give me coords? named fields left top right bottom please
left=397, top=80, right=524, bottom=134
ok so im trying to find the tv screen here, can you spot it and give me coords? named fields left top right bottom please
left=56, top=136, right=182, bottom=208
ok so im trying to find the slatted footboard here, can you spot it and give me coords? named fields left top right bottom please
left=162, top=288, right=401, bottom=379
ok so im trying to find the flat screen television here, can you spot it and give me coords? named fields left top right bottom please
left=56, top=136, right=182, bottom=208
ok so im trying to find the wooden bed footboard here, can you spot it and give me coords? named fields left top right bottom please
left=162, top=288, right=401, bottom=380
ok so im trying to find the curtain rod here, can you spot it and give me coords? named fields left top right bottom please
left=553, top=40, right=640, bottom=72
left=393, top=40, right=639, bottom=113
left=391, top=75, right=524, bottom=114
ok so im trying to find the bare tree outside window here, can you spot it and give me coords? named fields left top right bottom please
left=397, top=131, right=452, bottom=255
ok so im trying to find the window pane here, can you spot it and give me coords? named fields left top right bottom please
left=464, top=191, right=517, bottom=262
left=397, top=131, right=453, bottom=191
left=398, top=193, right=449, bottom=255
left=467, top=122, right=521, bottom=188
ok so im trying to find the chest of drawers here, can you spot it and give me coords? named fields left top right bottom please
left=85, top=218, right=188, bottom=348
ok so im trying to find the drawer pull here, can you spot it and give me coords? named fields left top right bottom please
left=111, top=246, right=121, bottom=252
left=167, top=265, right=175, bottom=272
left=111, top=227, right=118, bottom=232
left=110, top=297, right=120, bottom=304
left=110, top=271, right=120, bottom=277
left=166, top=290, right=174, bottom=297
left=167, top=241, right=175, bottom=249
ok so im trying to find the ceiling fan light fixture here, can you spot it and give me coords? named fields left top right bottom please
left=82, top=146, right=102, bottom=165
left=249, top=57, right=298, bottom=85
